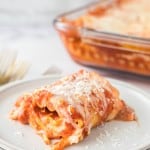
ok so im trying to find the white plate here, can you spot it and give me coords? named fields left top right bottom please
left=0, top=76, right=150, bottom=150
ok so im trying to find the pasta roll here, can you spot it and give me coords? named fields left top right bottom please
left=10, top=70, right=136, bottom=150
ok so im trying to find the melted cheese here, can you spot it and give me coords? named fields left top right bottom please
left=81, top=0, right=150, bottom=38
left=40, top=70, right=115, bottom=134
left=48, top=70, right=106, bottom=104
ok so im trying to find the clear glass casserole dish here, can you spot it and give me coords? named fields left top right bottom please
left=54, top=0, right=150, bottom=76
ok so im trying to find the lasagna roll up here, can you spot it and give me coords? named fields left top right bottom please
left=10, top=70, right=136, bottom=150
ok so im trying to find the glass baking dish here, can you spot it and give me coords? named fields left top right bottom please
left=54, top=0, right=150, bottom=76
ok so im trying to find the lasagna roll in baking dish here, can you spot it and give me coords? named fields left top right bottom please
left=10, top=70, right=136, bottom=150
